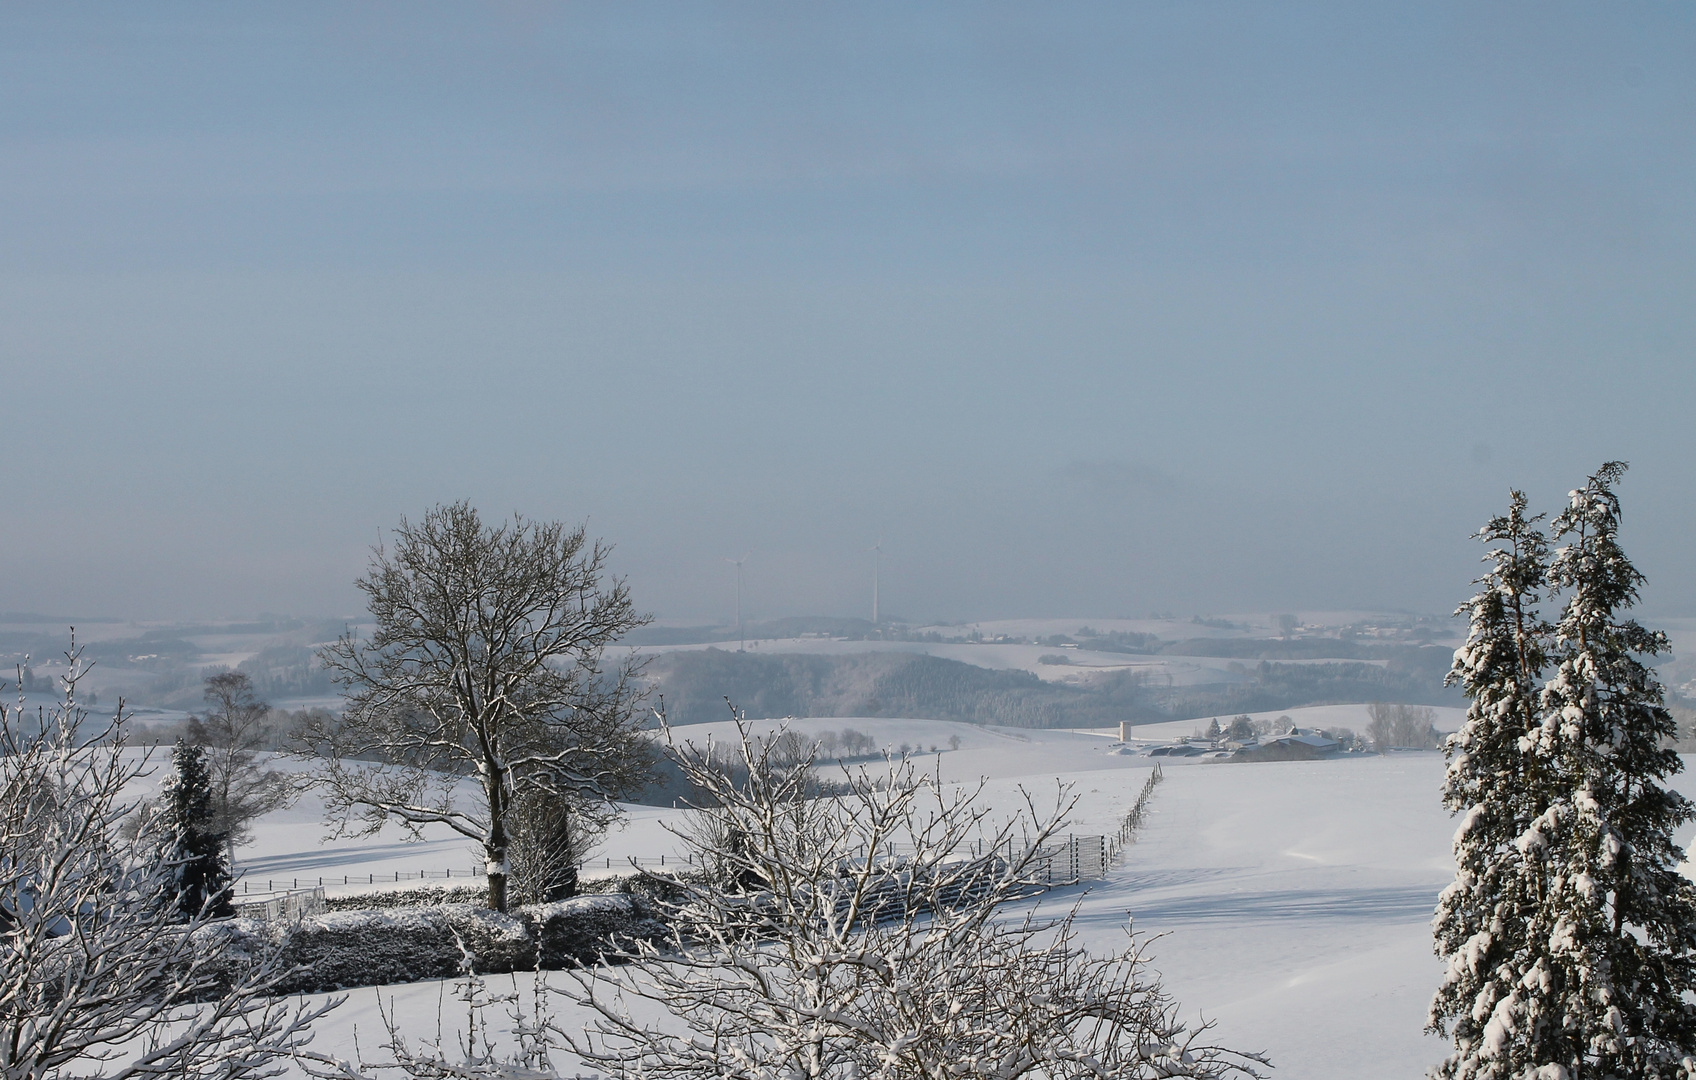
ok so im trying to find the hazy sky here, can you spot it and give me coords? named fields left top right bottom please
left=3, top=3, right=1693, bottom=625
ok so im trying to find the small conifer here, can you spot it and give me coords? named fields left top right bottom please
left=159, top=739, right=234, bottom=919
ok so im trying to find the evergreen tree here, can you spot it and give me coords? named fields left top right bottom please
left=1430, top=491, right=1558, bottom=1076
left=159, top=739, right=234, bottom=919
left=1532, top=462, right=1696, bottom=1075
left=1431, top=465, right=1696, bottom=1079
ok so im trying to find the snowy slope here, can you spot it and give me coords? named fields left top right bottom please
left=215, top=717, right=1696, bottom=1078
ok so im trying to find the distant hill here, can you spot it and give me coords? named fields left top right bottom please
left=1156, top=637, right=1438, bottom=661
left=644, top=649, right=1148, bottom=728
left=642, top=646, right=1460, bottom=728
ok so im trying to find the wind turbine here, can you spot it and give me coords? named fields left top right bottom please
left=726, top=553, right=750, bottom=651
left=869, top=538, right=882, bottom=626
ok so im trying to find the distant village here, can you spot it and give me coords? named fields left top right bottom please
left=1127, top=716, right=1349, bottom=762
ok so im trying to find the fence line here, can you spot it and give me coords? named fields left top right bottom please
left=233, top=833, right=1118, bottom=897
left=238, top=868, right=482, bottom=893
left=1032, top=834, right=1107, bottom=883
left=236, top=854, right=703, bottom=894
left=1105, top=763, right=1163, bottom=865
left=230, top=833, right=1113, bottom=923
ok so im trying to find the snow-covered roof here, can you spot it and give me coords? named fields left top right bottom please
left=1267, top=733, right=1340, bottom=750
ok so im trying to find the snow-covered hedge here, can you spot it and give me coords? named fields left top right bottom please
left=197, top=904, right=534, bottom=994
left=519, top=893, right=670, bottom=968
left=195, top=894, right=671, bottom=993
left=323, top=883, right=488, bottom=911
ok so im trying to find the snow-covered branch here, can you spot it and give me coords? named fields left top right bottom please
left=0, top=639, right=339, bottom=1080
left=560, top=711, right=1268, bottom=1080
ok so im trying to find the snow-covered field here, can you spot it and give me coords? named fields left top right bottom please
left=185, top=709, right=1696, bottom=1078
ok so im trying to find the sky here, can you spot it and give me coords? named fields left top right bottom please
left=2, top=3, right=1693, bottom=625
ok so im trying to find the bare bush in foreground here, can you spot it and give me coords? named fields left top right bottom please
left=0, top=641, right=335, bottom=1080
left=563, top=710, right=1268, bottom=1080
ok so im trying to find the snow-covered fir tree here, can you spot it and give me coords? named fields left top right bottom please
left=1533, top=463, right=1696, bottom=1074
left=159, top=738, right=235, bottom=919
left=1430, top=491, right=1560, bottom=1076
left=1431, top=464, right=1696, bottom=1080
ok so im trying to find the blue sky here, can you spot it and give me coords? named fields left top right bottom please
left=3, top=3, right=1693, bottom=622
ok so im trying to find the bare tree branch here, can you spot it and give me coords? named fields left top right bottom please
left=0, top=636, right=339, bottom=1080
left=561, top=708, right=1269, bottom=1080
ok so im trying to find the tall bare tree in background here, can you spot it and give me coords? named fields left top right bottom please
left=1367, top=702, right=1441, bottom=752
left=186, top=671, right=292, bottom=864
left=299, top=502, right=652, bottom=913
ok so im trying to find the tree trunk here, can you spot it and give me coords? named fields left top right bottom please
left=542, top=802, right=579, bottom=903
left=487, top=825, right=510, bottom=912
left=544, top=862, right=578, bottom=903
left=485, top=758, right=510, bottom=912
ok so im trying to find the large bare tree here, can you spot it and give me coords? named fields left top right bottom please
left=299, top=502, right=652, bottom=913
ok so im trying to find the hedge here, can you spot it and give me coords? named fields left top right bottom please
left=520, top=893, right=669, bottom=968
left=195, top=894, right=668, bottom=995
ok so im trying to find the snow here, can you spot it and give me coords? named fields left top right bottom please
left=526, top=893, right=637, bottom=918
left=179, top=718, right=1696, bottom=1078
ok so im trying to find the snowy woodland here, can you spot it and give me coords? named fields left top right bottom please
left=7, top=470, right=1696, bottom=1079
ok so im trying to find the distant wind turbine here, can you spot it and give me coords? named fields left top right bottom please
left=726, top=553, right=750, bottom=651
left=869, top=538, right=882, bottom=625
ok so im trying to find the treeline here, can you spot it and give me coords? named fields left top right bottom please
left=1155, top=638, right=1443, bottom=662
left=645, top=647, right=1460, bottom=729
left=1161, top=654, right=1460, bottom=718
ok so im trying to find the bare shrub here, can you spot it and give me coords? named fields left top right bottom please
left=562, top=711, right=1269, bottom=1080
left=0, top=642, right=335, bottom=1079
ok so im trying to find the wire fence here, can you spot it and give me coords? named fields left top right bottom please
left=1032, top=834, right=1107, bottom=883
left=1105, top=762, right=1164, bottom=865
left=234, top=828, right=1125, bottom=897
left=237, top=868, right=482, bottom=893
left=235, top=854, right=712, bottom=894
